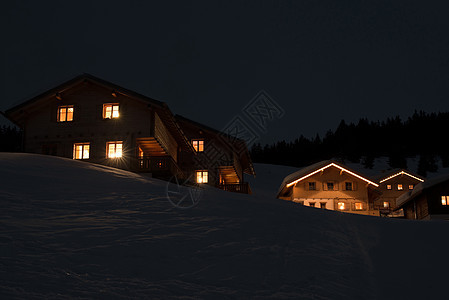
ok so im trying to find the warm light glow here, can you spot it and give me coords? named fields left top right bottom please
left=103, top=104, right=120, bottom=119
left=409, top=184, right=414, bottom=190
left=192, top=140, right=204, bottom=152
left=286, top=163, right=379, bottom=188
left=354, top=202, right=363, bottom=210
left=379, top=171, right=424, bottom=184
left=107, top=141, right=123, bottom=158
left=383, top=201, right=390, bottom=208
left=337, top=202, right=345, bottom=210
left=397, top=184, right=403, bottom=191
left=386, top=184, right=392, bottom=190
left=73, top=143, right=89, bottom=160
left=58, top=106, right=74, bottom=122
left=442, top=196, right=448, bottom=206
left=196, top=171, right=208, bottom=183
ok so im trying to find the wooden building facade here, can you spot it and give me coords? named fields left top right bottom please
left=277, top=161, right=381, bottom=216
left=375, top=170, right=425, bottom=216
left=175, top=115, right=255, bottom=194
left=396, top=174, right=449, bottom=220
left=4, top=74, right=254, bottom=192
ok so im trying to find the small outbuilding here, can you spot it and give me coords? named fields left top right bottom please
left=396, top=174, right=449, bottom=220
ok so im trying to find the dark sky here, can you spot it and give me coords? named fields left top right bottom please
left=3, top=0, right=449, bottom=144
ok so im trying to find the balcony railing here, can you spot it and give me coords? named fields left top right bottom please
left=137, top=156, right=183, bottom=178
left=217, top=182, right=252, bottom=194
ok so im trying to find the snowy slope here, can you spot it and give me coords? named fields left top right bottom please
left=1, top=154, right=449, bottom=299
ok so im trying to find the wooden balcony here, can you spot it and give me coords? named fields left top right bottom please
left=137, top=156, right=183, bottom=178
left=217, top=182, right=252, bottom=194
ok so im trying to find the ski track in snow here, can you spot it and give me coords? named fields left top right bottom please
left=1, top=154, right=449, bottom=299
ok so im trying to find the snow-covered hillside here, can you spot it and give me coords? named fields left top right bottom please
left=1, top=153, right=449, bottom=299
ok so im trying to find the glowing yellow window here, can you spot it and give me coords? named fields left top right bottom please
left=107, top=141, right=123, bottom=158
left=192, top=140, right=204, bottom=152
left=397, top=184, right=403, bottom=190
left=383, top=201, right=390, bottom=208
left=196, top=170, right=208, bottom=183
left=442, top=196, right=448, bottom=206
left=408, top=185, right=414, bottom=190
left=103, top=104, right=119, bottom=119
left=354, top=202, right=363, bottom=210
left=386, top=184, right=392, bottom=190
left=73, top=143, right=89, bottom=160
left=337, top=202, right=345, bottom=210
left=58, top=105, right=74, bottom=122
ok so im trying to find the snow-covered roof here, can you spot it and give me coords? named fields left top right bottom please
left=396, top=173, right=449, bottom=207
left=277, top=160, right=378, bottom=197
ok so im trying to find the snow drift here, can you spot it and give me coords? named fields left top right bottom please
left=1, top=153, right=449, bottom=299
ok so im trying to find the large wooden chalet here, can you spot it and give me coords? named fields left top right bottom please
left=277, top=160, right=382, bottom=216
left=4, top=74, right=254, bottom=193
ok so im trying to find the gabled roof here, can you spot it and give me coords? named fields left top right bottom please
left=5, top=73, right=194, bottom=152
left=397, top=173, right=449, bottom=207
left=277, top=160, right=379, bottom=197
left=377, top=169, right=425, bottom=184
left=175, top=114, right=255, bottom=176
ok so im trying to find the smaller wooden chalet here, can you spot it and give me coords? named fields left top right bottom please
left=277, top=160, right=381, bottom=216
left=396, top=174, right=449, bottom=220
left=374, top=169, right=425, bottom=216
left=175, top=115, right=255, bottom=194
left=4, top=74, right=195, bottom=179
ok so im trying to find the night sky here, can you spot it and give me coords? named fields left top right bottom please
left=3, top=0, right=449, bottom=144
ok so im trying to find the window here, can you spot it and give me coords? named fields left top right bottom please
left=442, top=196, right=448, bottom=206
left=107, top=141, right=123, bottom=158
left=327, top=182, right=334, bottom=191
left=337, top=202, right=345, bottom=210
left=192, top=140, right=204, bottom=152
left=408, top=184, right=414, bottom=190
left=397, top=184, right=403, bottom=190
left=308, top=182, right=316, bottom=190
left=309, top=202, right=316, bottom=207
left=103, top=103, right=119, bottom=119
left=383, top=201, right=390, bottom=208
left=354, top=202, right=363, bottom=210
left=73, top=143, right=90, bottom=160
left=320, top=202, right=326, bottom=209
left=58, top=105, right=74, bottom=122
left=386, top=184, right=392, bottom=190
left=196, top=170, right=208, bottom=183
left=345, top=182, right=353, bottom=191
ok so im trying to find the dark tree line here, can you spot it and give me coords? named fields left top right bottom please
left=251, top=111, right=449, bottom=177
left=0, top=126, right=22, bottom=152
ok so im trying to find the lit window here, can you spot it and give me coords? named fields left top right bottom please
left=355, top=202, right=363, bottom=210
left=327, top=182, right=334, bottom=190
left=345, top=182, right=353, bottom=191
left=196, top=170, right=208, bottom=183
left=320, top=202, right=326, bottom=209
left=192, top=140, right=204, bottom=152
left=442, top=196, right=448, bottom=206
left=103, top=104, right=119, bottom=119
left=409, top=184, right=414, bottom=190
left=386, top=184, right=392, bottom=190
left=58, top=105, right=74, bottom=122
left=308, top=182, right=316, bottom=190
left=73, top=143, right=89, bottom=160
left=107, top=141, right=123, bottom=158
left=397, top=184, right=403, bottom=190
left=383, top=201, right=390, bottom=208
left=337, top=202, right=345, bottom=210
